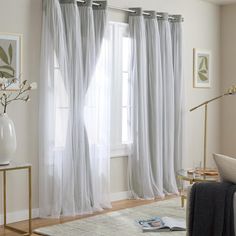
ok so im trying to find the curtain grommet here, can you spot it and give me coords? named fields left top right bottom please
left=59, top=0, right=76, bottom=4
left=93, top=1, right=107, bottom=10
left=144, top=11, right=156, bottom=19
left=169, top=15, right=183, bottom=22
left=77, top=0, right=92, bottom=7
left=129, top=8, right=142, bottom=16
left=157, top=12, right=169, bottom=21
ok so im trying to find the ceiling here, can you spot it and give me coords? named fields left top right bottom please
left=202, top=0, right=236, bottom=5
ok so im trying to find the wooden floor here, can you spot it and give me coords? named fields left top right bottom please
left=0, top=195, right=178, bottom=235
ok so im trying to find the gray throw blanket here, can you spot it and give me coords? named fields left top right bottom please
left=189, top=182, right=236, bottom=236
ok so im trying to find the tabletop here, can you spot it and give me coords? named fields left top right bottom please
left=0, top=162, right=32, bottom=171
left=177, top=169, right=219, bottom=182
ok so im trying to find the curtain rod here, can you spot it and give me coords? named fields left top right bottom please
left=76, top=0, right=184, bottom=21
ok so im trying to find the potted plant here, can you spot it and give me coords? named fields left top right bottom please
left=0, top=77, right=37, bottom=165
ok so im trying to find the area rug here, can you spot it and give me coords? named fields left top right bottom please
left=35, top=198, right=186, bottom=236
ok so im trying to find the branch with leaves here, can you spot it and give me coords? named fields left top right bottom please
left=0, top=77, right=37, bottom=114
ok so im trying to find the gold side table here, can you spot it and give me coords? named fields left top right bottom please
left=0, top=163, right=32, bottom=235
left=177, top=169, right=219, bottom=208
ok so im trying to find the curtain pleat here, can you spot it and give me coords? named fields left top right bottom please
left=170, top=16, right=184, bottom=175
left=78, top=0, right=96, bottom=92
left=158, top=13, right=179, bottom=194
left=39, top=0, right=109, bottom=217
left=61, top=0, right=92, bottom=215
left=39, top=0, right=69, bottom=217
left=93, top=1, right=107, bottom=58
left=83, top=0, right=111, bottom=211
left=145, top=11, right=164, bottom=197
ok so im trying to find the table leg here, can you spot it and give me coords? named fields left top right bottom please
left=0, top=166, right=32, bottom=236
left=28, top=166, right=32, bottom=235
left=3, top=170, right=6, bottom=227
left=180, top=177, right=185, bottom=208
left=181, top=195, right=185, bottom=208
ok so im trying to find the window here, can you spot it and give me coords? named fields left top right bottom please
left=53, top=22, right=131, bottom=157
left=54, top=56, right=69, bottom=150
left=109, top=22, right=131, bottom=157
left=121, top=36, right=131, bottom=144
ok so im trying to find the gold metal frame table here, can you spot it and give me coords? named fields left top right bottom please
left=0, top=163, right=32, bottom=235
left=177, top=169, right=219, bottom=207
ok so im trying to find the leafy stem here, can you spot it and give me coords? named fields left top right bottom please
left=0, top=77, right=35, bottom=114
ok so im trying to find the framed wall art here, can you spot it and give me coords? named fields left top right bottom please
left=0, top=33, right=22, bottom=89
left=193, top=48, right=211, bottom=88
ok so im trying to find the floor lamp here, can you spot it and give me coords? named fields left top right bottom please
left=190, top=86, right=236, bottom=174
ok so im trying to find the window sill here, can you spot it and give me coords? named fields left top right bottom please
left=110, top=144, right=130, bottom=158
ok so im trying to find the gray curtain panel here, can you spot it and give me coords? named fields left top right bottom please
left=39, top=0, right=109, bottom=217
left=39, top=0, right=69, bottom=217
left=128, top=9, right=183, bottom=199
left=128, top=8, right=157, bottom=199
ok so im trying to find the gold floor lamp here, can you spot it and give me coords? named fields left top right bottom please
left=190, top=86, right=236, bottom=174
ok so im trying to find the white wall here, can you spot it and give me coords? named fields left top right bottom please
left=0, top=0, right=221, bottom=218
left=220, top=4, right=236, bottom=157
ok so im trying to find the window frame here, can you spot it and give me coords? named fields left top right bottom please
left=109, top=21, right=131, bottom=158
left=53, top=21, right=131, bottom=158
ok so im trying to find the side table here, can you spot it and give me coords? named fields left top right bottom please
left=0, top=163, right=32, bottom=235
left=177, top=169, right=219, bottom=207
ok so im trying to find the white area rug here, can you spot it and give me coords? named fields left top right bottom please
left=35, top=198, right=186, bottom=236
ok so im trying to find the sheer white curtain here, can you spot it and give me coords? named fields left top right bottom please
left=84, top=22, right=112, bottom=210
left=128, top=9, right=183, bottom=199
left=39, top=0, right=69, bottom=217
left=39, top=0, right=110, bottom=217
left=60, top=0, right=91, bottom=215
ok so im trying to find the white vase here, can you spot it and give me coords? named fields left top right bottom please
left=0, top=113, right=17, bottom=165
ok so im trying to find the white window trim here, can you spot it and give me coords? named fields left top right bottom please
left=110, top=144, right=129, bottom=158
left=109, top=21, right=131, bottom=158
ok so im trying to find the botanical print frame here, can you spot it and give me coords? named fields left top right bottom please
left=0, top=33, right=22, bottom=90
left=193, top=48, right=211, bottom=88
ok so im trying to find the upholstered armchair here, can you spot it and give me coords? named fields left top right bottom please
left=186, top=154, right=236, bottom=236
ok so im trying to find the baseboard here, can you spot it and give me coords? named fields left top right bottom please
left=0, top=192, right=128, bottom=224
left=0, top=208, right=39, bottom=225
left=110, top=191, right=129, bottom=202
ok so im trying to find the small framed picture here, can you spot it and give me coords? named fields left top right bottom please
left=0, top=33, right=22, bottom=90
left=193, top=48, right=211, bottom=88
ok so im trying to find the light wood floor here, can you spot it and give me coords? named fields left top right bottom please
left=0, top=195, right=179, bottom=235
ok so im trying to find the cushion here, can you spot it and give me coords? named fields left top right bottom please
left=213, top=153, right=236, bottom=184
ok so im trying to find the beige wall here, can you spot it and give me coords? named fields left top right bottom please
left=0, top=0, right=221, bottom=215
left=220, top=4, right=236, bottom=157
left=0, top=0, right=42, bottom=214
